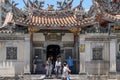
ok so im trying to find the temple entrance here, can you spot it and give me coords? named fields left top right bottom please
left=46, top=45, right=60, bottom=61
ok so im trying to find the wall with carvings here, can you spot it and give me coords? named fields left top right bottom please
left=80, top=33, right=116, bottom=74
left=0, top=33, right=31, bottom=75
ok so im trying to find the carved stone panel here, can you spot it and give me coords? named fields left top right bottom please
left=6, top=47, right=17, bottom=60
left=46, top=33, right=61, bottom=41
left=92, top=48, right=102, bottom=60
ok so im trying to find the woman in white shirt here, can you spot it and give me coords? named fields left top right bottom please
left=55, top=57, right=61, bottom=78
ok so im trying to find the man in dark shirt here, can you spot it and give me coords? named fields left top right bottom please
left=50, top=56, right=55, bottom=74
left=33, top=56, right=38, bottom=73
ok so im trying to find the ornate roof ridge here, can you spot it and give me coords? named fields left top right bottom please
left=23, top=0, right=75, bottom=10
left=1, top=0, right=120, bottom=31
left=94, top=0, right=120, bottom=15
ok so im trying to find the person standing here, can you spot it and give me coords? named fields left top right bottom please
left=33, top=56, right=38, bottom=74
left=46, top=57, right=53, bottom=78
left=62, top=63, right=71, bottom=80
left=50, top=56, right=54, bottom=65
left=67, top=56, right=74, bottom=74
left=50, top=56, right=54, bottom=74
left=55, top=56, right=62, bottom=78
left=66, top=64, right=71, bottom=80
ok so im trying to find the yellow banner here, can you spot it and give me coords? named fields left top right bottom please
left=114, top=25, right=120, bottom=29
left=80, top=44, right=85, bottom=52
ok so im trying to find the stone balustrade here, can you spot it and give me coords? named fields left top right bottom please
left=0, top=61, right=15, bottom=77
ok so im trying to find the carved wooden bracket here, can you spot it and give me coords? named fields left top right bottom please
left=28, top=27, right=40, bottom=33
left=69, top=28, right=81, bottom=35
left=114, top=25, right=120, bottom=30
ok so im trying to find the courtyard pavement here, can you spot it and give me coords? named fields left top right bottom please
left=0, top=74, right=119, bottom=80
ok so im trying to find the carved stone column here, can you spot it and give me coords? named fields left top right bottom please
left=24, top=34, right=31, bottom=74
left=110, top=39, right=117, bottom=73
left=79, top=35, right=86, bottom=74
left=0, top=1, right=2, bottom=28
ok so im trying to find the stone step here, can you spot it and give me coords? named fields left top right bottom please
left=44, top=79, right=62, bottom=80
left=24, top=74, right=80, bottom=80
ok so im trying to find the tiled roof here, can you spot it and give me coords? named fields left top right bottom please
left=2, top=10, right=120, bottom=30
left=15, top=10, right=120, bottom=28
left=103, top=13, right=120, bottom=22
left=16, top=14, right=78, bottom=28
left=115, top=15, right=120, bottom=19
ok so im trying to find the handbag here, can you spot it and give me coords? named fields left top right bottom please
left=45, top=66, right=48, bottom=70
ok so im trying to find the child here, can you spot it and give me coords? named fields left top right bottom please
left=62, top=63, right=71, bottom=80
left=66, top=64, right=71, bottom=80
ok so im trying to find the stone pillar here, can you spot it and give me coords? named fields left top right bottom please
left=0, top=42, right=4, bottom=61
left=0, top=43, right=2, bottom=61
left=85, top=41, right=91, bottom=62
left=80, top=53, right=85, bottom=74
left=24, top=34, right=31, bottom=74
left=110, top=39, right=116, bottom=73
left=79, top=36, right=86, bottom=74
left=0, top=1, right=2, bottom=28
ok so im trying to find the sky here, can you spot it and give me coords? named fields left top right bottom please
left=14, top=0, right=92, bottom=10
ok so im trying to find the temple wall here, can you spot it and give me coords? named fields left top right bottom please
left=80, top=33, right=116, bottom=75
left=33, top=33, right=74, bottom=42
left=62, top=33, right=74, bottom=41
left=33, top=33, right=45, bottom=41
left=0, top=32, right=118, bottom=76
left=0, top=33, right=30, bottom=76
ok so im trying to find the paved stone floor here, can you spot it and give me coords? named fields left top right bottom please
left=0, top=75, right=79, bottom=80
left=0, top=74, right=119, bottom=80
